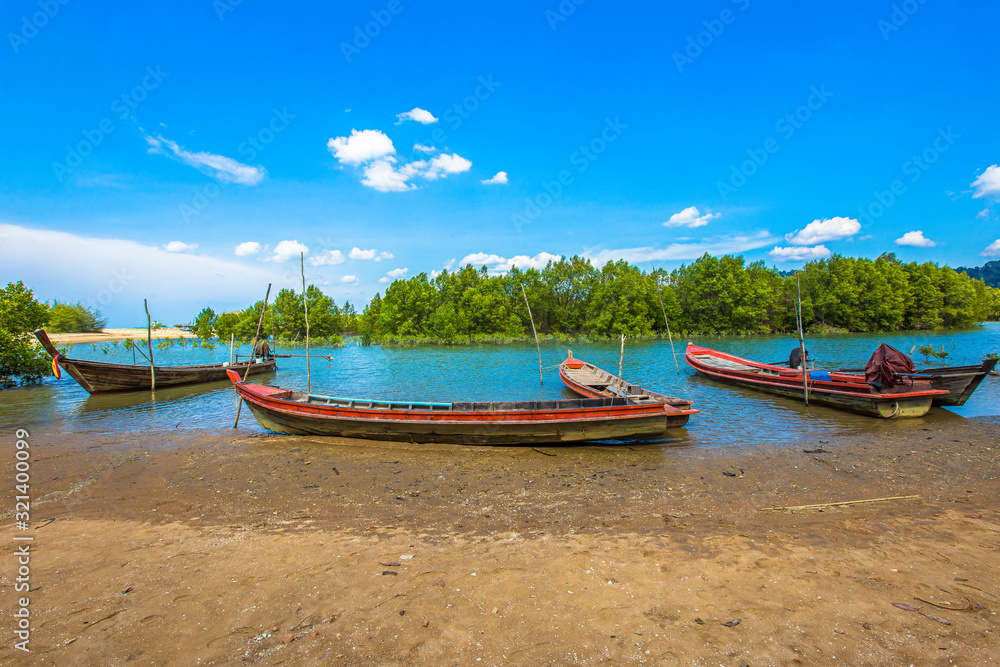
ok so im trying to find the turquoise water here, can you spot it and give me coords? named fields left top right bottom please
left=2, top=323, right=997, bottom=447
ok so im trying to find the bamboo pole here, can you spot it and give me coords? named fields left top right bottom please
left=301, top=252, right=311, bottom=394
left=144, top=299, right=155, bottom=391
left=617, top=333, right=626, bottom=391
left=760, top=495, right=920, bottom=512
left=796, top=276, right=809, bottom=405
left=234, top=283, right=272, bottom=428
left=520, top=283, right=543, bottom=388
left=229, top=333, right=234, bottom=365
left=654, top=277, right=680, bottom=373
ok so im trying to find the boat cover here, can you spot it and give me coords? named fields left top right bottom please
left=864, top=343, right=915, bottom=389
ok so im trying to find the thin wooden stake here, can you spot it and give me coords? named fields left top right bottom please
left=229, top=333, right=234, bottom=365
left=144, top=299, right=155, bottom=391
left=301, top=252, right=311, bottom=394
left=654, top=277, right=679, bottom=373
left=234, top=283, right=272, bottom=428
left=796, top=276, right=809, bottom=406
left=760, top=494, right=920, bottom=512
left=520, top=283, right=543, bottom=388
left=617, top=333, right=626, bottom=391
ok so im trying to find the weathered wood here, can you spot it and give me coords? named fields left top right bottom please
left=760, top=495, right=920, bottom=512
left=144, top=299, right=155, bottom=391
left=235, top=283, right=272, bottom=428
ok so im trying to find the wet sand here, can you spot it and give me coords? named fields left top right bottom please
left=2, top=418, right=999, bottom=665
left=47, top=328, right=196, bottom=345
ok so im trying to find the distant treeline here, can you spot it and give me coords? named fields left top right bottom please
left=193, top=253, right=1000, bottom=344
left=955, top=260, right=1000, bottom=288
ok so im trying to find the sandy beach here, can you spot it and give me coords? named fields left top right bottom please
left=46, top=328, right=197, bottom=345
left=2, top=416, right=998, bottom=666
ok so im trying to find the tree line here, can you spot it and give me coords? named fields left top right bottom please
left=355, top=253, right=999, bottom=342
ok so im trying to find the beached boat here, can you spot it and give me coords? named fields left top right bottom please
left=862, top=359, right=996, bottom=407
left=558, top=352, right=698, bottom=428
left=228, top=370, right=682, bottom=444
left=34, top=329, right=275, bottom=394
left=684, top=343, right=948, bottom=418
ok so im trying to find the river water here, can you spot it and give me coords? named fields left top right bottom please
left=2, top=323, right=997, bottom=448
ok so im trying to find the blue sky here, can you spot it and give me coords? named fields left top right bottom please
left=1, top=0, right=999, bottom=325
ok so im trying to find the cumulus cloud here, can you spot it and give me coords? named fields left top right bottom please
left=234, top=241, right=261, bottom=256
left=328, top=129, right=471, bottom=191
left=663, top=206, right=719, bottom=228
left=341, top=275, right=358, bottom=284
left=977, top=208, right=989, bottom=220
left=895, top=230, right=936, bottom=248
left=386, top=267, right=409, bottom=279
left=309, top=249, right=345, bottom=266
left=327, top=129, right=396, bottom=165
left=482, top=171, right=508, bottom=185
left=349, top=247, right=394, bottom=261
left=768, top=245, right=831, bottom=262
left=972, top=165, right=1000, bottom=199
left=459, top=251, right=561, bottom=274
left=585, top=231, right=777, bottom=265
left=361, top=159, right=414, bottom=192
left=143, top=132, right=266, bottom=185
left=271, top=239, right=309, bottom=262
left=980, top=239, right=1000, bottom=257
left=396, top=108, right=438, bottom=125
left=784, top=217, right=861, bottom=245
left=163, top=241, right=198, bottom=253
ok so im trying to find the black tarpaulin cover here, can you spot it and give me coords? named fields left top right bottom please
left=864, top=343, right=915, bottom=389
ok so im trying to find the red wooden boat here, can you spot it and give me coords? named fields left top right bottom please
left=559, top=352, right=697, bottom=428
left=35, top=328, right=275, bottom=394
left=228, top=370, right=683, bottom=444
left=835, top=358, right=997, bottom=407
left=685, top=343, right=948, bottom=418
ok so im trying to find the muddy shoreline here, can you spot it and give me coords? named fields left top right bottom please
left=2, top=418, right=998, bottom=665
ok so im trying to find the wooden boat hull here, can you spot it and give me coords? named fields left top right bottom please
left=685, top=343, right=947, bottom=419
left=230, top=374, right=677, bottom=445
left=558, top=355, right=697, bottom=428
left=916, top=359, right=997, bottom=406
left=34, top=329, right=275, bottom=394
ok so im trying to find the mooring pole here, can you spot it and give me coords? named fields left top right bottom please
left=796, top=276, right=809, bottom=406
left=144, top=299, right=155, bottom=391
left=234, top=283, right=272, bottom=428
left=520, top=283, right=543, bottom=388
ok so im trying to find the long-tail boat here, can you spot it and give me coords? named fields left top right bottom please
left=227, top=370, right=682, bottom=444
left=685, top=343, right=948, bottom=418
left=34, top=329, right=275, bottom=394
left=834, top=358, right=997, bottom=407
left=558, top=352, right=698, bottom=428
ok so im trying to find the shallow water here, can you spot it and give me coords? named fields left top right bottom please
left=2, top=323, right=997, bottom=447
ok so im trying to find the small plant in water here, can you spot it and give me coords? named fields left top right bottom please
left=915, top=344, right=950, bottom=363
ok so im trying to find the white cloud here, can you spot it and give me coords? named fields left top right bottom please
left=413, top=143, right=436, bottom=153
left=784, top=217, right=861, bottom=245
left=163, top=241, right=198, bottom=253
left=361, top=159, right=414, bottom=192
left=309, top=249, right=345, bottom=266
left=980, top=239, right=1000, bottom=257
left=663, top=206, right=719, bottom=228
left=458, top=251, right=561, bottom=274
left=977, top=208, right=989, bottom=220
left=143, top=132, right=266, bottom=185
left=341, top=275, right=358, bottom=284
left=585, top=231, right=777, bottom=265
left=386, top=267, right=409, bottom=279
left=0, top=223, right=294, bottom=324
left=234, top=241, right=261, bottom=256
left=396, top=108, right=438, bottom=125
left=327, top=129, right=396, bottom=165
left=972, top=165, right=1000, bottom=199
left=349, top=247, right=394, bottom=261
left=482, top=171, right=508, bottom=185
left=425, top=153, right=472, bottom=179
left=895, top=230, right=936, bottom=248
left=271, top=239, right=309, bottom=262
left=768, top=245, right=831, bottom=262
